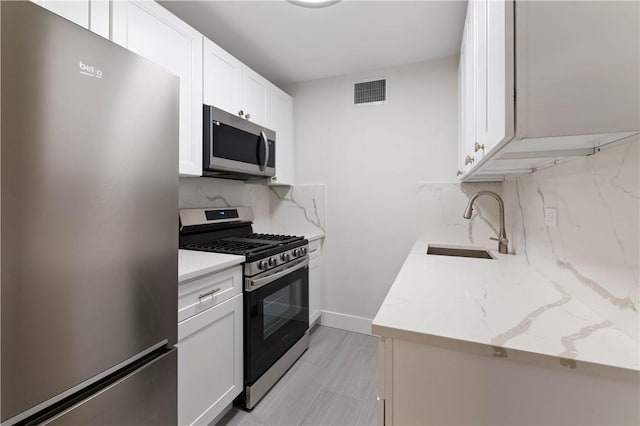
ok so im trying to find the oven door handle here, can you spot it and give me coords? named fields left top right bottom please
left=246, top=257, right=309, bottom=292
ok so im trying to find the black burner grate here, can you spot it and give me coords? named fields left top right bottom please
left=186, top=239, right=273, bottom=255
left=246, top=233, right=302, bottom=242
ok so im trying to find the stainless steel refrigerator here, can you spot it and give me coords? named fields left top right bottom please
left=1, top=2, right=179, bottom=424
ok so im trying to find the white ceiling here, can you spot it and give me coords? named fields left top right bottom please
left=159, top=0, right=468, bottom=87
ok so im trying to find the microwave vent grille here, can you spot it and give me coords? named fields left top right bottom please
left=353, top=78, right=387, bottom=105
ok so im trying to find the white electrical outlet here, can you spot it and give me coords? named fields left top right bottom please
left=544, top=208, right=558, bottom=228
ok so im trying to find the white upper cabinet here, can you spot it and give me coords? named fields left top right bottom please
left=30, top=0, right=109, bottom=38
left=203, top=38, right=243, bottom=118
left=459, top=0, right=639, bottom=182
left=267, top=85, right=295, bottom=185
left=458, top=2, right=478, bottom=174
left=203, top=39, right=270, bottom=128
left=241, top=66, right=270, bottom=128
left=481, top=0, right=513, bottom=154
left=204, top=37, right=296, bottom=183
left=112, top=0, right=204, bottom=177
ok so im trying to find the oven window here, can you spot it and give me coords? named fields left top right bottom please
left=263, top=278, right=303, bottom=338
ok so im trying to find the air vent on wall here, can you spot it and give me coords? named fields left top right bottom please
left=353, top=78, right=387, bottom=105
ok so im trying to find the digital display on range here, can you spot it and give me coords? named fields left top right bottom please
left=205, top=209, right=239, bottom=221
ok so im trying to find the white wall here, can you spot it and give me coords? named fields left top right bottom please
left=503, top=139, right=640, bottom=341
left=285, top=56, right=460, bottom=322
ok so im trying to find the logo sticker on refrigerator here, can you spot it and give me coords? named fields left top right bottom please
left=78, top=61, right=103, bottom=79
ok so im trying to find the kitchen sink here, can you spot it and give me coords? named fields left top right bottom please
left=426, top=244, right=494, bottom=259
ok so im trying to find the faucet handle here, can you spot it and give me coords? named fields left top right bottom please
left=490, top=237, right=509, bottom=254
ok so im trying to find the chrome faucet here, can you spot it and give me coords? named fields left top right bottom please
left=463, top=191, right=509, bottom=254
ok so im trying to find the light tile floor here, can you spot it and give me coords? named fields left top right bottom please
left=216, top=325, right=378, bottom=426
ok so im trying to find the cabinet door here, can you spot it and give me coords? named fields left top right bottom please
left=203, top=38, right=243, bottom=117
left=309, top=258, right=321, bottom=326
left=177, top=294, right=243, bottom=426
left=308, top=239, right=323, bottom=325
left=457, top=32, right=467, bottom=176
left=477, top=0, right=514, bottom=154
left=268, top=85, right=295, bottom=185
left=30, top=0, right=109, bottom=38
left=90, top=0, right=110, bottom=39
left=242, top=66, right=270, bottom=127
left=460, top=2, right=478, bottom=173
left=474, top=0, right=487, bottom=161
left=112, top=1, right=203, bottom=177
left=31, top=0, right=88, bottom=28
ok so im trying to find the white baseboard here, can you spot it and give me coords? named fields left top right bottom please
left=319, top=310, right=373, bottom=335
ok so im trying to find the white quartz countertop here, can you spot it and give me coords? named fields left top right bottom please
left=305, top=231, right=324, bottom=242
left=178, top=249, right=245, bottom=283
left=372, top=241, right=639, bottom=372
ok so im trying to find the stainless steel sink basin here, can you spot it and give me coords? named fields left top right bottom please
left=426, top=244, right=494, bottom=259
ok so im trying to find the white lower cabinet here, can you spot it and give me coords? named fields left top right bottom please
left=308, top=238, right=323, bottom=326
left=377, top=337, right=639, bottom=425
left=177, top=267, right=243, bottom=426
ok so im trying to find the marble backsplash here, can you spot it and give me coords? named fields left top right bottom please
left=178, top=177, right=272, bottom=232
left=416, top=181, right=504, bottom=246
left=178, top=177, right=326, bottom=239
left=503, top=140, right=640, bottom=341
left=269, top=185, right=326, bottom=239
left=416, top=139, right=639, bottom=342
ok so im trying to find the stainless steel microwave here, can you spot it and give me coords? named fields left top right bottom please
left=203, top=105, right=275, bottom=179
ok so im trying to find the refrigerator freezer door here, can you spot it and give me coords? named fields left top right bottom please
left=41, top=349, right=177, bottom=426
left=1, top=2, right=179, bottom=422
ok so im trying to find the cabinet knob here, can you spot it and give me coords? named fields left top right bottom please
left=456, top=170, right=464, bottom=176
left=245, top=113, right=251, bottom=120
left=464, top=155, right=475, bottom=166
left=474, top=142, right=485, bottom=152
left=238, top=110, right=244, bottom=117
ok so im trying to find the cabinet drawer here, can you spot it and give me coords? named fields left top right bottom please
left=178, top=266, right=242, bottom=322
left=308, top=238, right=322, bottom=260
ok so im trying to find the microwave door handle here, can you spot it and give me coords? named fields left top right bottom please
left=261, top=131, right=269, bottom=171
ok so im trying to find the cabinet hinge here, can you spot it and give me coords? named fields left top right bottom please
left=513, top=88, right=517, bottom=103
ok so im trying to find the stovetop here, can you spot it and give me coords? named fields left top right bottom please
left=181, top=233, right=307, bottom=263
left=179, top=208, right=309, bottom=264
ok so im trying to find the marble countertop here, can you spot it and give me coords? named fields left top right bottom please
left=305, top=231, right=324, bottom=242
left=178, top=249, right=245, bottom=283
left=372, top=241, right=639, bottom=372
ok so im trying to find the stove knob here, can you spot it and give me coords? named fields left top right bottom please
left=300, top=247, right=307, bottom=255
left=268, top=257, right=276, bottom=267
left=293, top=249, right=300, bottom=257
left=281, top=253, right=290, bottom=262
left=258, top=260, right=268, bottom=270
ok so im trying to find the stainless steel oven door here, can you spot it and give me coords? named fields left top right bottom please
left=244, top=258, right=309, bottom=386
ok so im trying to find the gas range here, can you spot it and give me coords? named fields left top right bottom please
left=179, top=207, right=309, bottom=276
left=179, top=207, right=311, bottom=410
